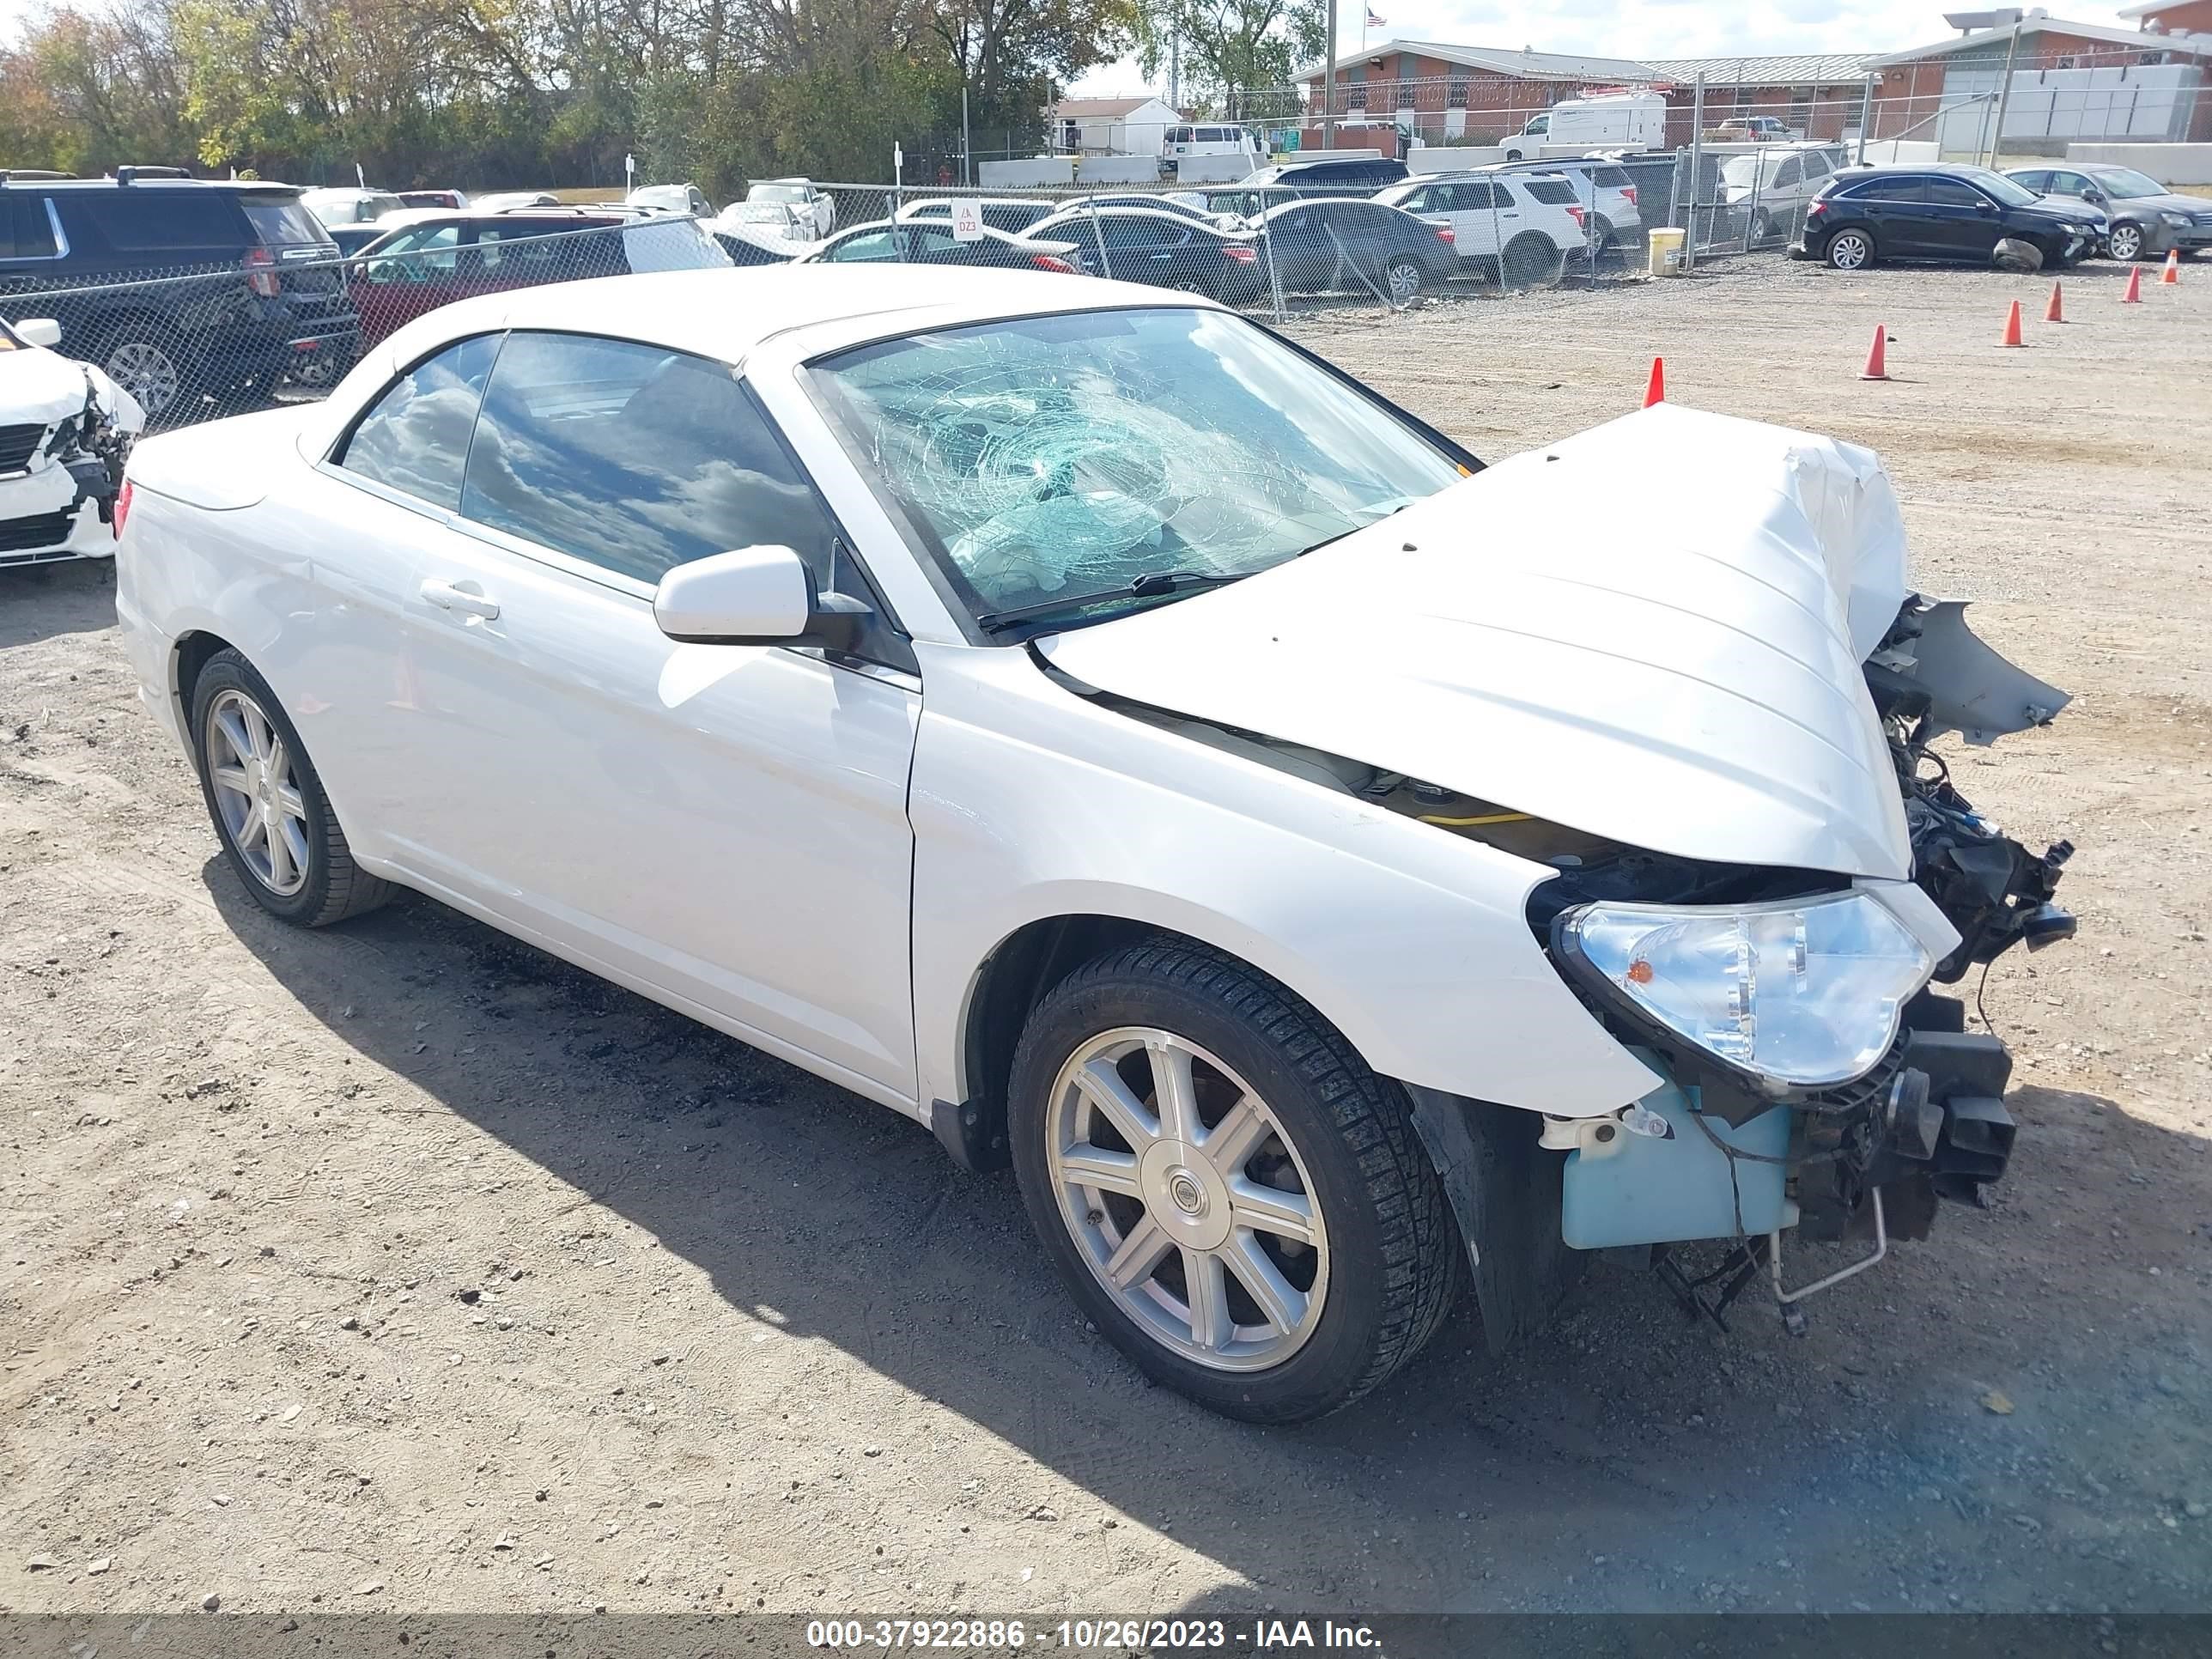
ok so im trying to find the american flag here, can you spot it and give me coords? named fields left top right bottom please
left=1365, top=6, right=1385, bottom=24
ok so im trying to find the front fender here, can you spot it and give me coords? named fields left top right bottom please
left=908, top=645, right=1660, bottom=1119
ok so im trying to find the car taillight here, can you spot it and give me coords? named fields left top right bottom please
left=244, top=246, right=281, bottom=298
left=112, top=479, right=133, bottom=539
left=1565, top=205, right=1586, bottom=228
left=1433, top=225, right=1455, bottom=244
left=1031, top=254, right=1077, bottom=273
left=1621, top=185, right=1638, bottom=205
left=1808, top=198, right=1830, bottom=218
left=1224, top=244, right=1257, bottom=263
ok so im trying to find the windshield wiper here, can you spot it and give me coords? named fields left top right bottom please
left=975, top=570, right=1248, bottom=635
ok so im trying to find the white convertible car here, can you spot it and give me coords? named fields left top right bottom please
left=114, top=267, right=2075, bottom=1421
left=1, top=314, right=141, bottom=568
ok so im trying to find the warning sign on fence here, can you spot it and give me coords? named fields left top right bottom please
left=949, top=199, right=984, bottom=242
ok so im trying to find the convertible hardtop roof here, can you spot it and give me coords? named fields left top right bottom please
left=377, top=263, right=1214, bottom=370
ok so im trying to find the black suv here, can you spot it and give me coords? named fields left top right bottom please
left=1792, top=163, right=2106, bottom=272
left=0, top=168, right=359, bottom=422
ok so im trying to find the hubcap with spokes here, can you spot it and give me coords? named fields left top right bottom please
left=2108, top=225, right=2141, bottom=261
left=107, top=341, right=181, bottom=418
left=1047, top=1027, right=1329, bottom=1372
left=1831, top=233, right=1869, bottom=270
left=205, top=689, right=311, bottom=896
left=1387, top=263, right=1420, bottom=303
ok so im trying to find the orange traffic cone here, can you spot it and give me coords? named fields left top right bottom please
left=1999, top=298, right=2025, bottom=347
left=1643, top=356, right=1665, bottom=407
left=2122, top=264, right=2143, bottom=303
left=2045, top=281, right=2064, bottom=323
left=1859, top=324, right=1890, bottom=380
left=2162, top=248, right=2181, bottom=285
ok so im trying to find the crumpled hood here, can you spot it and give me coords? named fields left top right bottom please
left=0, top=343, right=143, bottom=433
left=1041, top=403, right=1916, bottom=881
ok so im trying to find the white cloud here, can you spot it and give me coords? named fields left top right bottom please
left=1067, top=0, right=2145, bottom=94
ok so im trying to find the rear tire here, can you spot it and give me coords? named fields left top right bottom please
left=1007, top=938, right=1458, bottom=1424
left=189, top=649, right=393, bottom=927
left=2106, top=222, right=2143, bottom=262
left=1382, top=258, right=1424, bottom=304
left=94, top=319, right=194, bottom=424
left=1824, top=227, right=1874, bottom=270
left=1501, top=233, right=1561, bottom=288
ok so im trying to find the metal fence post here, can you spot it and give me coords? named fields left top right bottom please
left=1856, top=75, right=1875, bottom=165
left=1742, top=145, right=1764, bottom=252
left=1085, top=195, right=1112, bottom=280
left=1987, top=18, right=2025, bottom=168
left=1686, top=73, right=1705, bottom=270
left=1265, top=223, right=1286, bottom=323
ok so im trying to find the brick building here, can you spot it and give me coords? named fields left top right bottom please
left=1869, top=15, right=2212, bottom=142
left=1639, top=54, right=1879, bottom=144
left=1295, top=40, right=1656, bottom=153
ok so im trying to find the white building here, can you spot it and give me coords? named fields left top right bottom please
left=1051, top=95, right=1184, bottom=157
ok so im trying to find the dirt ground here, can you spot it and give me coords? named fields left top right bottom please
left=3, top=253, right=2209, bottom=1624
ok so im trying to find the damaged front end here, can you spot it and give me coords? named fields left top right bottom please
left=1504, top=593, right=2075, bottom=1331
left=0, top=353, right=143, bottom=567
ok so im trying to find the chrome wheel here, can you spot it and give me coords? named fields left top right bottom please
left=204, top=688, right=311, bottom=896
left=1385, top=260, right=1422, bottom=304
left=1827, top=230, right=1871, bottom=270
left=106, top=339, right=182, bottom=418
left=2106, top=223, right=2142, bottom=262
left=1046, top=1027, right=1328, bottom=1372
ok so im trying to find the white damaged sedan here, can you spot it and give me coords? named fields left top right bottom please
left=1, top=314, right=142, bottom=568
left=114, top=268, right=2075, bottom=1421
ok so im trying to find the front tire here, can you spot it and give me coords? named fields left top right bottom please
left=1008, top=939, right=1458, bottom=1423
left=190, top=649, right=393, bottom=927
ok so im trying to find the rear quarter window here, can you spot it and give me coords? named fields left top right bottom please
left=64, top=190, right=248, bottom=253
left=1522, top=179, right=1578, bottom=204
left=241, top=198, right=331, bottom=247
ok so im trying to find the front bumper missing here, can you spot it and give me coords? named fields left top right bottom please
left=1545, top=993, right=2015, bottom=1328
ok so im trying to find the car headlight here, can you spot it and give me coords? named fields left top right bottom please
left=1554, top=891, right=1933, bottom=1089
left=2162, top=211, right=2191, bottom=228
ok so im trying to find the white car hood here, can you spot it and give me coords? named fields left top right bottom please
left=4, top=343, right=143, bottom=430
left=1041, top=404, right=1916, bottom=881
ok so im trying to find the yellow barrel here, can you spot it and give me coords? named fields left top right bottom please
left=1646, top=226, right=1686, bottom=276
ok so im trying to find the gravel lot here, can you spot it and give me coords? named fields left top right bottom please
left=3, top=252, right=2209, bottom=1622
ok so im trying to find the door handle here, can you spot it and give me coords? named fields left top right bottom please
left=419, top=578, right=501, bottom=621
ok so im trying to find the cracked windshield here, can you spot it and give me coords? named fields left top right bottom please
left=811, top=307, right=1467, bottom=623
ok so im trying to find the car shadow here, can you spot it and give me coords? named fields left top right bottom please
left=203, top=870, right=2212, bottom=1614
left=0, top=555, right=115, bottom=649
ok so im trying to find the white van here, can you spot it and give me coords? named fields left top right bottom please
left=1502, top=91, right=1666, bottom=161
left=1164, top=125, right=1263, bottom=171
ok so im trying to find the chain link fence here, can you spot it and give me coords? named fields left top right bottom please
left=0, top=126, right=2130, bottom=445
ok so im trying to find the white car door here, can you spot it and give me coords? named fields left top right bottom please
left=319, top=329, right=922, bottom=1103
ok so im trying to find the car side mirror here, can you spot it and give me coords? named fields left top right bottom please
left=653, top=545, right=870, bottom=651
left=2085, top=190, right=2106, bottom=204
left=16, top=318, right=63, bottom=348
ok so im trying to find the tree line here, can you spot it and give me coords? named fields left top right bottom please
left=0, top=0, right=1322, bottom=199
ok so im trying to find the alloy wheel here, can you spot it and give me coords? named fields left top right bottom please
left=106, top=340, right=181, bottom=419
left=1045, top=1027, right=1329, bottom=1372
left=1386, top=260, right=1422, bottom=304
left=1828, top=231, right=1870, bottom=270
left=204, top=688, right=312, bottom=896
left=2107, top=223, right=2142, bottom=262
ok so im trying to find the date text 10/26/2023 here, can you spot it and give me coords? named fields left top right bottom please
left=805, top=1618, right=1386, bottom=1651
